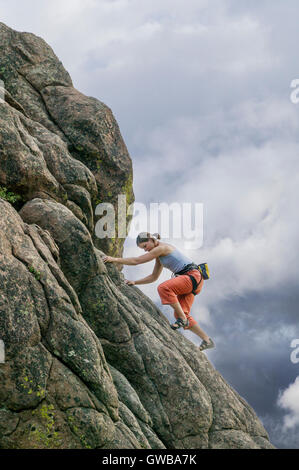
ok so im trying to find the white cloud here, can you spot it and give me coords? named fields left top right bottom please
left=126, top=95, right=299, bottom=310
left=1, top=0, right=293, bottom=331
left=277, top=377, right=299, bottom=429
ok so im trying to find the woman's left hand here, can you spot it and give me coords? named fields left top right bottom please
left=102, top=255, right=116, bottom=263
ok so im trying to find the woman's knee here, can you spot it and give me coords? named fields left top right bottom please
left=157, top=282, right=169, bottom=295
left=158, top=282, right=177, bottom=304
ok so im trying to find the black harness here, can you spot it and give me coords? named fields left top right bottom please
left=174, top=263, right=203, bottom=296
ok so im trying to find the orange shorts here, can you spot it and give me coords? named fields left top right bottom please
left=157, top=269, right=204, bottom=329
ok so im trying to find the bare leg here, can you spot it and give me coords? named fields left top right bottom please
left=169, top=302, right=212, bottom=348
left=189, top=324, right=210, bottom=342
left=169, top=302, right=187, bottom=322
left=169, top=303, right=211, bottom=344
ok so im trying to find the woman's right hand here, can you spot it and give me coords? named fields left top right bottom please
left=125, top=279, right=135, bottom=285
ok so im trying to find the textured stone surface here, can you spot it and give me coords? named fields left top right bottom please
left=0, top=20, right=134, bottom=258
left=0, top=22, right=275, bottom=449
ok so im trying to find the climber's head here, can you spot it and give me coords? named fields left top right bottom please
left=136, top=232, right=160, bottom=251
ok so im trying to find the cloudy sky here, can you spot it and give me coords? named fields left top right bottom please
left=1, top=0, right=299, bottom=448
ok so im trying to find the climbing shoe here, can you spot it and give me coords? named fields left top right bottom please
left=199, top=337, right=215, bottom=351
left=171, top=318, right=189, bottom=330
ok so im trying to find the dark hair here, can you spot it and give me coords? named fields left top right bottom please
left=136, top=232, right=161, bottom=246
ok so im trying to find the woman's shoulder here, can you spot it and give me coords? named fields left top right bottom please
left=158, top=242, right=176, bottom=257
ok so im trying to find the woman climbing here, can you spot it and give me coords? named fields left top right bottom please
left=102, top=232, right=215, bottom=352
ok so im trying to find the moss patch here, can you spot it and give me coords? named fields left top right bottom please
left=0, top=186, right=23, bottom=204
left=28, top=266, right=41, bottom=281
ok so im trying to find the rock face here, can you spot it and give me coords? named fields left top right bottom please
left=0, top=21, right=133, bottom=258
left=0, top=23, right=274, bottom=449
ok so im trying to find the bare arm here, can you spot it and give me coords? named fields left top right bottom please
left=103, top=245, right=165, bottom=266
left=134, top=274, right=156, bottom=285
left=128, top=258, right=163, bottom=286
left=152, top=257, right=163, bottom=280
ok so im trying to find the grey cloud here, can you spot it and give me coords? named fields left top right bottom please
left=1, top=0, right=299, bottom=448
